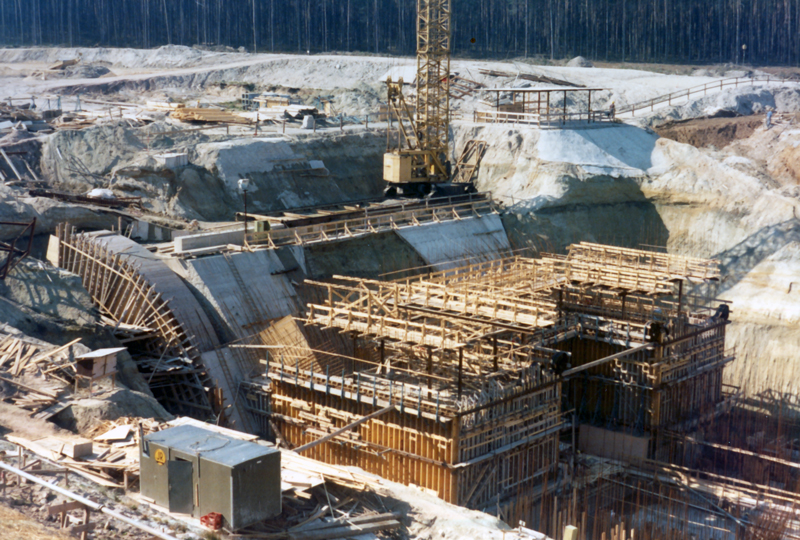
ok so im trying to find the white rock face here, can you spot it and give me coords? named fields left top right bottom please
left=452, top=85, right=800, bottom=396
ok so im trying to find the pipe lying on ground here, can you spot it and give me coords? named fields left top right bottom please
left=0, top=460, right=181, bottom=540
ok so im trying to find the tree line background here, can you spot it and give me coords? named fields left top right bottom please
left=1, top=0, right=798, bottom=66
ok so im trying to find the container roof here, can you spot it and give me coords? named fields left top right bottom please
left=145, top=425, right=277, bottom=466
left=75, top=347, right=127, bottom=359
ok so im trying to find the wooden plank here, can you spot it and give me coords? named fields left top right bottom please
left=292, top=512, right=402, bottom=533
left=14, top=344, right=37, bottom=375
left=31, top=338, right=82, bottom=366
left=0, top=376, right=58, bottom=399
left=48, top=501, right=87, bottom=514
left=287, top=520, right=400, bottom=540
left=70, top=522, right=96, bottom=534
left=0, top=147, right=22, bottom=180
left=294, top=405, right=395, bottom=454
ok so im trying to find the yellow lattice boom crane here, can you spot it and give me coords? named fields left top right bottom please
left=384, top=0, right=453, bottom=195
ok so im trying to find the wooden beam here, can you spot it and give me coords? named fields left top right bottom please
left=0, top=148, right=22, bottom=181
left=287, top=520, right=400, bottom=540
left=0, top=375, right=58, bottom=399
left=293, top=405, right=395, bottom=454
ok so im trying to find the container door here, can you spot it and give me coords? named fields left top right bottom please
left=167, top=460, right=194, bottom=514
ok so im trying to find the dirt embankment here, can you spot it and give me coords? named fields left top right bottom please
left=655, top=114, right=766, bottom=148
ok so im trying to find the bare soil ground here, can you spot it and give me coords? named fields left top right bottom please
left=654, top=114, right=766, bottom=148
left=0, top=502, right=71, bottom=540
left=0, top=402, right=69, bottom=440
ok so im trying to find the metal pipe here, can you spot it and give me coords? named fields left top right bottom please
left=0, top=460, right=182, bottom=540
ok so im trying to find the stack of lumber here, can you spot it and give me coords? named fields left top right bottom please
left=51, top=114, right=97, bottom=130
left=6, top=417, right=163, bottom=488
left=0, top=335, right=84, bottom=417
left=0, top=102, right=40, bottom=123
left=259, top=105, right=322, bottom=121
left=8, top=435, right=126, bottom=488
left=0, top=335, right=43, bottom=376
left=170, top=107, right=252, bottom=125
left=86, top=416, right=164, bottom=446
left=48, top=58, right=80, bottom=71
left=145, top=101, right=186, bottom=111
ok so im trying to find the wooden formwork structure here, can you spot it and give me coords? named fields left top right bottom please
left=245, top=358, right=561, bottom=509
left=51, top=224, right=214, bottom=418
left=252, top=242, right=730, bottom=517
left=246, top=192, right=496, bottom=248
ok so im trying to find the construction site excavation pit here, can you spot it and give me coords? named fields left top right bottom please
left=1, top=34, right=800, bottom=540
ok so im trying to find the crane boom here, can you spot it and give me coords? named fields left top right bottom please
left=384, top=0, right=451, bottom=188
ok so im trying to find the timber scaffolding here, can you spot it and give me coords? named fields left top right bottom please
left=50, top=224, right=215, bottom=419
left=244, top=191, right=496, bottom=249
left=241, top=242, right=732, bottom=522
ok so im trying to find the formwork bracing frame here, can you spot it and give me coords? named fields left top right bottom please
left=0, top=218, right=36, bottom=280
left=52, top=224, right=214, bottom=418
left=256, top=242, right=729, bottom=520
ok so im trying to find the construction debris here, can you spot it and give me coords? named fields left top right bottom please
left=48, top=57, right=81, bottom=71
left=28, top=188, right=143, bottom=209
left=0, top=219, right=36, bottom=279
left=170, top=107, right=252, bottom=125
left=478, top=68, right=584, bottom=87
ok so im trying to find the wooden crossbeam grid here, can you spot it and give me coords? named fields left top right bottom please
left=303, top=243, right=724, bottom=400
left=567, top=242, right=721, bottom=282
left=263, top=242, right=728, bottom=511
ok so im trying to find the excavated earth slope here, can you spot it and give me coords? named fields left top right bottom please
left=454, top=92, right=800, bottom=398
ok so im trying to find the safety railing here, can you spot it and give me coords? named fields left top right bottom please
left=247, top=192, right=498, bottom=248
left=473, top=109, right=612, bottom=127
left=618, top=75, right=797, bottom=116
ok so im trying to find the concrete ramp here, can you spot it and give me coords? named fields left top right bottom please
left=200, top=346, right=252, bottom=430
left=396, top=214, right=512, bottom=270
left=537, top=125, right=659, bottom=175
left=93, top=234, right=221, bottom=353
left=181, top=250, right=299, bottom=339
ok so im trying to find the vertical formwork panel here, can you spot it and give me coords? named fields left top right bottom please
left=269, top=380, right=457, bottom=504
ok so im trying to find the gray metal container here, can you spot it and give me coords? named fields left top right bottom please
left=140, top=424, right=281, bottom=529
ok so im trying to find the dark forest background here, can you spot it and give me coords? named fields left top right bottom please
left=1, top=0, right=798, bottom=66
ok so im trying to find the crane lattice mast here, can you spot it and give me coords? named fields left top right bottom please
left=384, top=0, right=451, bottom=186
